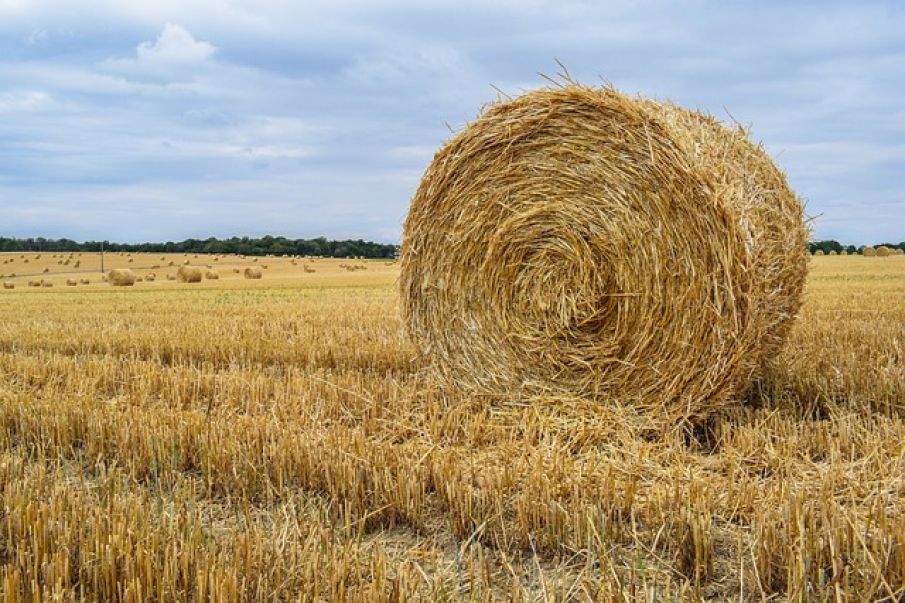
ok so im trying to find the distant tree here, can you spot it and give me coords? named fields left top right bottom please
left=0, top=235, right=398, bottom=258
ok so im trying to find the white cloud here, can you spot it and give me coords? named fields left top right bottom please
left=136, top=23, right=217, bottom=64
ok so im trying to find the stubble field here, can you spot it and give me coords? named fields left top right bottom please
left=1, top=252, right=903, bottom=601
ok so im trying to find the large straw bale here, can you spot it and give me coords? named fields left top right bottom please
left=177, top=265, right=203, bottom=283
left=400, top=83, right=808, bottom=425
left=108, top=269, right=136, bottom=286
left=863, top=246, right=876, bottom=256
left=877, top=246, right=891, bottom=257
left=243, top=267, right=262, bottom=279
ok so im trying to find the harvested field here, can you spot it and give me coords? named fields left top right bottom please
left=0, top=253, right=903, bottom=601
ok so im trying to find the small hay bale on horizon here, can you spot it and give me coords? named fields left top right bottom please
left=205, top=270, right=219, bottom=280
left=177, top=265, right=203, bottom=283
left=2, top=281, right=13, bottom=290
left=108, top=269, right=137, bottom=286
left=66, top=279, right=77, bottom=286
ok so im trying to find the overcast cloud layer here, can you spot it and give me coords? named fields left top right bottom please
left=0, top=1, right=903, bottom=244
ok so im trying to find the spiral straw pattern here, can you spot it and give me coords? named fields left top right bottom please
left=401, top=84, right=808, bottom=424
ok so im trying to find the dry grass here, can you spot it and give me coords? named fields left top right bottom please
left=0, top=255, right=902, bottom=601
left=401, top=83, right=807, bottom=429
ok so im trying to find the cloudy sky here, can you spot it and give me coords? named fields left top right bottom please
left=0, top=1, right=902, bottom=244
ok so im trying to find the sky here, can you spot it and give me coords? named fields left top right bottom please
left=0, top=1, right=903, bottom=245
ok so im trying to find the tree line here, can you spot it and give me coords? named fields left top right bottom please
left=809, top=240, right=905, bottom=255
left=0, top=236, right=398, bottom=259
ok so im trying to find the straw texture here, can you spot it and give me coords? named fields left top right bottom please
left=400, top=83, right=808, bottom=424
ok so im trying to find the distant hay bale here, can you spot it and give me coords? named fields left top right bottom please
left=304, top=265, right=315, bottom=273
left=28, top=280, right=40, bottom=287
left=177, top=265, right=203, bottom=283
left=41, top=280, right=52, bottom=288
left=400, top=83, right=808, bottom=425
left=232, top=268, right=241, bottom=273
left=262, top=264, right=268, bottom=269
left=840, top=250, right=848, bottom=256
left=896, top=248, right=905, bottom=256
left=813, top=249, right=825, bottom=256
left=135, top=276, right=144, bottom=282
left=80, top=278, right=90, bottom=285
left=183, top=260, right=190, bottom=266
left=66, top=279, right=77, bottom=286
left=146, top=274, right=155, bottom=282
left=168, top=261, right=175, bottom=266
left=2, top=281, right=13, bottom=290
left=74, top=260, right=80, bottom=268
left=108, top=269, right=136, bottom=286
left=243, top=267, right=262, bottom=280
left=204, top=270, right=219, bottom=280
left=166, top=274, right=175, bottom=280
left=43, top=267, right=50, bottom=273
left=128, top=258, right=133, bottom=263
left=877, top=246, right=891, bottom=257
left=863, top=246, right=877, bottom=256
left=828, top=250, right=837, bottom=256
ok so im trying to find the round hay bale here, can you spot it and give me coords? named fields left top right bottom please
left=66, top=278, right=77, bottom=286
left=108, top=269, right=136, bottom=286
left=80, top=278, right=90, bottom=285
left=828, top=250, right=837, bottom=256
left=897, top=248, right=905, bottom=256
left=2, top=281, right=14, bottom=290
left=43, top=267, right=50, bottom=273
left=28, top=280, right=40, bottom=287
left=813, top=249, right=825, bottom=256
left=146, top=274, right=155, bottom=282
left=840, top=250, right=848, bottom=256
left=863, top=246, right=876, bottom=256
left=41, top=280, right=52, bottom=288
left=877, top=246, right=891, bottom=257
left=166, top=274, right=176, bottom=281
left=243, top=267, right=262, bottom=280
left=205, top=270, right=219, bottom=280
left=400, top=83, right=808, bottom=424
left=177, top=265, right=203, bottom=283
left=232, top=268, right=241, bottom=273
